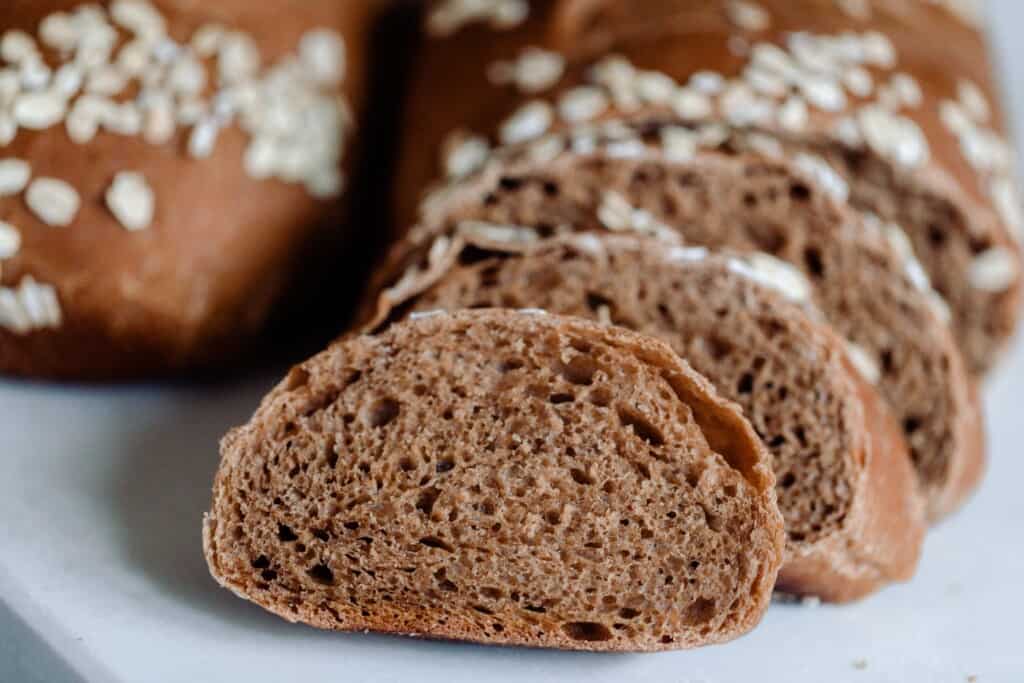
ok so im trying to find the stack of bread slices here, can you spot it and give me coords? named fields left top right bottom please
left=201, top=0, right=1021, bottom=652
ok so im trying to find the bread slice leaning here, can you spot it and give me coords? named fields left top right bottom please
left=385, top=139, right=984, bottom=522
left=367, top=232, right=927, bottom=602
left=205, top=310, right=784, bottom=651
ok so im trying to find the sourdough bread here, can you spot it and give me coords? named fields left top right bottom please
left=205, top=309, right=785, bottom=651
left=368, top=232, right=927, bottom=601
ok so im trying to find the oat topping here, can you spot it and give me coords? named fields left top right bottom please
left=671, top=88, right=714, bottom=120
left=0, top=158, right=31, bottom=196
left=25, top=177, right=80, bottom=228
left=13, top=91, right=67, bottom=129
left=597, top=191, right=679, bottom=242
left=409, top=309, right=446, bottom=321
left=845, top=341, right=881, bottom=384
left=778, top=96, right=809, bottom=132
left=0, top=1, right=351, bottom=207
left=794, top=153, right=850, bottom=202
left=0, top=2, right=355, bottom=334
left=857, top=106, right=929, bottom=168
left=0, top=221, right=21, bottom=259
left=727, top=2, right=772, bottom=32
left=660, top=126, right=699, bottom=163
left=969, top=248, right=1020, bottom=292
left=991, top=178, right=1022, bottom=238
left=525, top=134, right=566, bottom=164
left=665, top=246, right=710, bottom=264
left=488, top=47, right=565, bottom=94
left=426, top=1, right=1019, bottom=294
left=428, top=0, right=529, bottom=37
left=938, top=79, right=1017, bottom=238
left=0, top=276, right=62, bottom=334
left=457, top=220, right=539, bottom=244
left=861, top=212, right=952, bottom=321
left=443, top=131, right=492, bottom=179
left=463, top=26, right=936, bottom=184
left=106, top=171, right=155, bottom=231
left=730, top=253, right=813, bottom=303
left=559, top=87, right=609, bottom=124
left=499, top=100, right=553, bottom=145
left=843, top=66, right=874, bottom=98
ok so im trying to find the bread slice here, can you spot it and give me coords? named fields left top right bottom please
left=368, top=232, right=927, bottom=601
left=205, top=309, right=784, bottom=651
left=379, top=139, right=984, bottom=521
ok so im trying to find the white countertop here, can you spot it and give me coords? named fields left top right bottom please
left=3, top=3, right=1024, bottom=681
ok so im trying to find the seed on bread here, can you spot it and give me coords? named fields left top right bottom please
left=25, top=177, right=79, bottom=227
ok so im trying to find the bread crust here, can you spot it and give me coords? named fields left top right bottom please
left=776, top=352, right=927, bottom=601
left=395, top=0, right=1021, bottom=375
left=205, top=309, right=785, bottom=651
left=0, top=0, right=381, bottom=379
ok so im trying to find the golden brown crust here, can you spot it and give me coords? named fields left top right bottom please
left=0, top=0, right=381, bottom=379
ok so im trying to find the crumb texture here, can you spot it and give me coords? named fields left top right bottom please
left=406, top=238, right=859, bottom=549
left=206, top=311, right=783, bottom=651
left=403, top=147, right=981, bottom=518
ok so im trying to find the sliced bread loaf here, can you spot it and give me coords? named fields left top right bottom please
left=368, top=232, right=927, bottom=601
left=205, top=309, right=785, bottom=651
left=376, top=143, right=984, bottom=521
left=399, top=0, right=1022, bottom=375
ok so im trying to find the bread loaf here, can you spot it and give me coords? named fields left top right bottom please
left=377, top=137, right=983, bottom=521
left=367, top=231, right=927, bottom=601
left=396, top=0, right=1022, bottom=376
left=0, top=0, right=377, bottom=379
left=205, top=309, right=785, bottom=650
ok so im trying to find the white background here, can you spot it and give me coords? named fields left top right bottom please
left=2, top=3, right=1024, bottom=682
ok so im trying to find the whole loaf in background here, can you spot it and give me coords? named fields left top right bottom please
left=0, top=0, right=380, bottom=380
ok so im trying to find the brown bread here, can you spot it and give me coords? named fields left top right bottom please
left=0, top=0, right=380, bottom=379
left=368, top=231, right=927, bottom=601
left=205, top=309, right=785, bottom=651
left=396, top=0, right=1022, bottom=376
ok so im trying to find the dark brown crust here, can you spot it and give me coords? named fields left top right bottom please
left=395, top=0, right=1022, bottom=375
left=205, top=309, right=785, bottom=651
left=0, top=0, right=381, bottom=380
left=777, top=353, right=926, bottom=601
